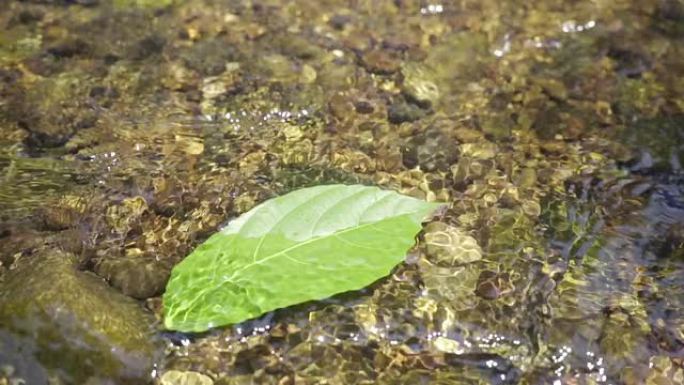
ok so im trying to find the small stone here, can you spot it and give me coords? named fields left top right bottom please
left=522, top=200, right=542, bottom=217
left=283, top=125, right=304, bottom=142
left=95, top=257, right=170, bottom=300
left=360, top=50, right=400, bottom=74
left=130, top=34, right=166, bottom=60
left=354, top=100, right=374, bottom=114
left=280, top=139, right=314, bottom=166
left=387, top=100, right=425, bottom=124
left=515, top=168, right=537, bottom=188
left=536, top=78, right=567, bottom=100
left=329, top=94, right=355, bottom=120
left=39, top=195, right=87, bottom=230
left=540, top=140, right=566, bottom=154
left=259, top=54, right=297, bottom=81
left=46, top=38, right=91, bottom=58
left=402, top=125, right=459, bottom=171
left=160, top=370, right=214, bottom=385
left=181, top=38, right=242, bottom=76
left=401, top=64, right=440, bottom=108
left=460, top=142, right=497, bottom=160
left=480, top=113, right=514, bottom=140
left=278, top=35, right=321, bottom=60
left=162, top=63, right=197, bottom=91
left=329, top=14, right=351, bottom=30
left=300, top=64, right=317, bottom=83
left=424, top=222, right=482, bottom=265
left=453, top=127, right=484, bottom=143
left=475, top=270, right=514, bottom=300
left=433, top=337, right=464, bottom=354
left=174, top=134, right=205, bottom=156
left=202, top=76, right=228, bottom=100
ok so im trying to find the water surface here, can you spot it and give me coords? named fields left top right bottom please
left=0, top=1, right=683, bottom=384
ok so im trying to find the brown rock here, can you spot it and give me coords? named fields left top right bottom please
left=360, top=50, right=400, bottom=74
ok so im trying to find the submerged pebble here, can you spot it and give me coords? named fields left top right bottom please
left=160, top=370, right=214, bottom=385
left=401, top=63, right=440, bottom=108
left=423, top=222, right=482, bottom=265
left=360, top=50, right=400, bottom=75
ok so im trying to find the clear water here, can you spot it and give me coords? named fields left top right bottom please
left=0, top=1, right=683, bottom=384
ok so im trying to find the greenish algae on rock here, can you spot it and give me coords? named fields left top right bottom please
left=0, top=251, right=161, bottom=385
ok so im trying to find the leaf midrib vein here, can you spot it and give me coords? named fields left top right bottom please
left=250, top=185, right=347, bottom=263
left=174, top=217, right=406, bottom=329
left=306, top=187, right=372, bottom=239
left=224, top=217, right=409, bottom=282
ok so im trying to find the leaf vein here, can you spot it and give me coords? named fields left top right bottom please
left=248, top=187, right=332, bottom=262
left=307, top=187, right=371, bottom=239
left=333, top=233, right=380, bottom=250
left=229, top=216, right=411, bottom=277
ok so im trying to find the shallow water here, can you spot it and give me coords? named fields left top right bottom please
left=0, top=0, right=683, bottom=384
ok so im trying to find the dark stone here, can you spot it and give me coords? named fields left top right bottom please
left=401, top=145, right=418, bottom=169
left=22, top=54, right=61, bottom=77
left=131, top=35, right=167, bottom=60
left=658, top=223, right=684, bottom=258
left=46, top=38, right=91, bottom=58
left=387, top=100, right=425, bottom=124
left=607, top=47, right=652, bottom=78
left=0, top=68, right=21, bottom=84
left=329, top=14, right=351, bottom=30
left=444, top=352, right=521, bottom=383
left=354, top=100, right=374, bottom=114
left=95, top=256, right=172, bottom=300
left=89, top=85, right=118, bottom=98
left=15, top=9, right=45, bottom=25
left=401, top=123, right=459, bottom=172
left=0, top=228, right=46, bottom=268
left=653, top=0, right=684, bottom=37
left=659, top=0, right=684, bottom=21
left=104, top=53, right=120, bottom=65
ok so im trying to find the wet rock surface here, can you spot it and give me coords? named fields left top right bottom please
left=0, top=250, right=161, bottom=384
left=5, top=73, right=97, bottom=147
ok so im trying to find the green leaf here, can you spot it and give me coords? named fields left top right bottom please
left=163, top=184, right=444, bottom=332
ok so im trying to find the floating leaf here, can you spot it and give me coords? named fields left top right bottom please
left=163, top=184, right=444, bottom=332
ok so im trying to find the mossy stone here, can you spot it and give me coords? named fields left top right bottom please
left=0, top=251, right=161, bottom=384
